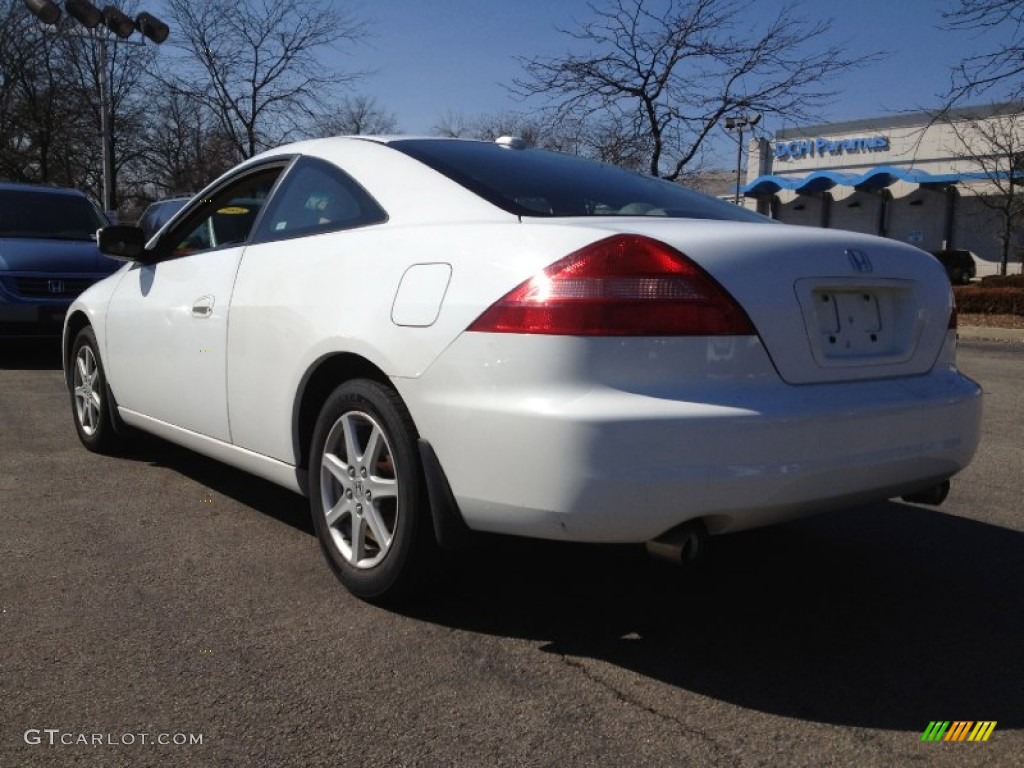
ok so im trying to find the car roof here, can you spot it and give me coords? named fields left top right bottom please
left=0, top=181, right=91, bottom=197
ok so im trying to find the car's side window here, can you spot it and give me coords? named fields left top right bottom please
left=252, top=156, right=387, bottom=243
left=165, top=168, right=282, bottom=259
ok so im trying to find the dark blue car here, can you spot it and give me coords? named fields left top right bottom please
left=0, top=182, right=120, bottom=337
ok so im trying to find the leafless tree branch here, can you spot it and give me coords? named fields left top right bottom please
left=512, top=0, right=877, bottom=179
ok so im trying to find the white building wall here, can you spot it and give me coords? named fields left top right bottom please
left=750, top=104, right=1024, bottom=270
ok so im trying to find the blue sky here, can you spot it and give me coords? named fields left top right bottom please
left=349, top=0, right=1014, bottom=143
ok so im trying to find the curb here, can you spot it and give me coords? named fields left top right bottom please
left=957, top=326, right=1024, bottom=343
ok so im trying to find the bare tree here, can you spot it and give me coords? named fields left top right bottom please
left=512, top=0, right=871, bottom=180
left=948, top=107, right=1024, bottom=274
left=431, top=110, right=475, bottom=138
left=314, top=94, right=399, bottom=136
left=0, top=1, right=161, bottom=211
left=135, top=90, right=237, bottom=198
left=465, top=111, right=567, bottom=150
left=558, top=114, right=654, bottom=171
left=0, top=3, right=91, bottom=187
left=431, top=109, right=575, bottom=151
left=944, top=1, right=1024, bottom=105
left=163, top=0, right=367, bottom=160
left=56, top=0, right=158, bottom=209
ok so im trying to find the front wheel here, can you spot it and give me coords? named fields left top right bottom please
left=309, top=379, right=436, bottom=603
left=69, top=326, right=124, bottom=454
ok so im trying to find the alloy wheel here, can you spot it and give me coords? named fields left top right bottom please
left=319, top=410, right=400, bottom=569
left=73, top=344, right=102, bottom=437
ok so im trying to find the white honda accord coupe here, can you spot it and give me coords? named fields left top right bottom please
left=64, top=136, right=982, bottom=602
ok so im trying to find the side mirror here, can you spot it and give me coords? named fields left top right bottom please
left=98, top=225, right=147, bottom=261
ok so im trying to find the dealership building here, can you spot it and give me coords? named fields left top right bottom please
left=741, top=103, right=1024, bottom=275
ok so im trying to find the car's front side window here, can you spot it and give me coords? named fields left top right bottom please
left=164, top=168, right=282, bottom=259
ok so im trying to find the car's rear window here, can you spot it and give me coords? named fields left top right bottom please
left=0, top=189, right=106, bottom=240
left=389, top=139, right=767, bottom=222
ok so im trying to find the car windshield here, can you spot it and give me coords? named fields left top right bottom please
left=390, top=139, right=768, bottom=222
left=139, top=199, right=188, bottom=238
left=0, top=189, right=106, bottom=240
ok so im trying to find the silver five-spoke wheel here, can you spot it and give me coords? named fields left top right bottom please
left=68, top=326, right=123, bottom=454
left=320, top=410, right=400, bottom=569
left=73, top=342, right=102, bottom=436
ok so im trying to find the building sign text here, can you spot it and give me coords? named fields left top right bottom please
left=776, top=135, right=889, bottom=160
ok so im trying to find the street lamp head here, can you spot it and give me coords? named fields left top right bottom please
left=102, top=5, right=134, bottom=38
left=22, top=0, right=61, bottom=25
left=135, top=11, right=169, bottom=44
left=725, top=117, right=737, bottom=130
left=66, top=0, right=102, bottom=29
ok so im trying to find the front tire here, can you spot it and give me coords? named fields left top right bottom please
left=69, top=326, right=123, bottom=454
left=309, top=379, right=436, bottom=603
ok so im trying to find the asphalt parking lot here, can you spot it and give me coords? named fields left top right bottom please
left=1, top=338, right=1021, bottom=767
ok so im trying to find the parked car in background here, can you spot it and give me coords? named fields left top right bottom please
left=137, top=196, right=189, bottom=240
left=0, top=182, right=119, bottom=337
left=64, top=137, right=981, bottom=603
left=930, top=249, right=977, bottom=284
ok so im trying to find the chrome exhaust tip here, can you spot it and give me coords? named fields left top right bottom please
left=645, top=520, right=707, bottom=566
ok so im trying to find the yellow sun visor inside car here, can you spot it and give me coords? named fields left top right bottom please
left=217, top=206, right=250, bottom=215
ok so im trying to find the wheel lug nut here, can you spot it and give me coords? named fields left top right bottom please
left=364, top=491, right=371, bottom=501
left=360, top=468, right=367, bottom=478
left=355, top=504, right=363, bottom=515
left=345, top=489, right=353, bottom=499
left=347, top=467, right=355, bottom=477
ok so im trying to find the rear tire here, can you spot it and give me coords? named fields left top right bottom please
left=308, top=379, right=437, bottom=603
left=69, top=326, right=124, bottom=454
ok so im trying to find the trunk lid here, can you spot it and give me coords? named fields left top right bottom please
left=594, top=220, right=952, bottom=384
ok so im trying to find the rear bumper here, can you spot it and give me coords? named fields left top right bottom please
left=399, top=335, right=982, bottom=543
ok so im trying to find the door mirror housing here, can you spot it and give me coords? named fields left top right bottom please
left=98, top=225, right=147, bottom=261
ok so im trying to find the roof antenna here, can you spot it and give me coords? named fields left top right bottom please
left=495, top=136, right=527, bottom=150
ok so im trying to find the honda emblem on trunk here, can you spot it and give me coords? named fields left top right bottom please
left=48, top=280, right=65, bottom=294
left=846, top=249, right=873, bottom=273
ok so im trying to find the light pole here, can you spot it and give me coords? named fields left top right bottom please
left=23, top=1, right=169, bottom=216
left=725, top=113, right=761, bottom=207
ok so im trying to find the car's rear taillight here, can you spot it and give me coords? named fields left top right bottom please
left=467, top=234, right=756, bottom=336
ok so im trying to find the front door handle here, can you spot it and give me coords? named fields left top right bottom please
left=192, top=295, right=215, bottom=318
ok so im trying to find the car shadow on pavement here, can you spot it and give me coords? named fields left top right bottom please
left=120, top=432, right=314, bottom=536
left=87, top=427, right=1023, bottom=732
left=404, top=502, right=1023, bottom=732
left=0, top=338, right=63, bottom=370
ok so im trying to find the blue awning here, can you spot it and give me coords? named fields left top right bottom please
left=742, top=165, right=1010, bottom=196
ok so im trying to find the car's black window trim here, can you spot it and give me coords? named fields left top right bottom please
left=147, top=158, right=296, bottom=262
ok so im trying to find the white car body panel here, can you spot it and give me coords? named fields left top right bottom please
left=118, top=408, right=303, bottom=493
left=547, top=218, right=955, bottom=384
left=63, top=136, right=983, bottom=551
left=391, top=263, right=453, bottom=327
left=396, top=332, right=979, bottom=541
left=225, top=222, right=605, bottom=462
left=104, top=246, right=245, bottom=441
